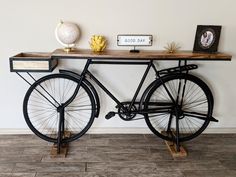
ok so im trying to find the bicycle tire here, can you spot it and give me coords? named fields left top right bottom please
left=144, top=73, right=213, bottom=142
left=23, top=73, right=96, bottom=143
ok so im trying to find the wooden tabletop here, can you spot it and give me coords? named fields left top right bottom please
left=52, top=49, right=232, bottom=61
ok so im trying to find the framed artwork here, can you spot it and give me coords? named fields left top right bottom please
left=193, top=25, right=221, bottom=53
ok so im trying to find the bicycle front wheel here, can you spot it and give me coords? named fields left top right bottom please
left=144, top=74, right=213, bottom=142
left=23, top=73, right=96, bottom=143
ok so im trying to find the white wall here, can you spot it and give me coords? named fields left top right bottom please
left=0, top=0, right=236, bottom=133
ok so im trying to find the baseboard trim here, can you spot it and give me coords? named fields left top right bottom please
left=0, top=127, right=236, bottom=134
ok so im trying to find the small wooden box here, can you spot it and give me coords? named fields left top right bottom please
left=10, top=52, right=58, bottom=72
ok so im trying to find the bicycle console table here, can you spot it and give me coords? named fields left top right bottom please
left=10, top=49, right=232, bottom=157
left=10, top=49, right=231, bottom=72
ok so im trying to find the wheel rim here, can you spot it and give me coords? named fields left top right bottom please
left=145, top=75, right=212, bottom=142
left=24, top=74, right=95, bottom=143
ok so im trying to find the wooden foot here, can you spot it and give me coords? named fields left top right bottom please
left=50, top=143, right=69, bottom=158
left=50, top=131, right=71, bottom=158
left=165, top=140, right=187, bottom=158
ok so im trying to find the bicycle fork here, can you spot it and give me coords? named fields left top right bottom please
left=55, top=60, right=92, bottom=153
left=57, top=106, right=65, bottom=153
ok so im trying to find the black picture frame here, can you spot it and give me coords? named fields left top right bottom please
left=193, top=25, right=221, bottom=53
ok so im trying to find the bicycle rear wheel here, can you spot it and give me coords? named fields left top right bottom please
left=23, top=73, right=96, bottom=143
left=144, top=74, right=213, bottom=142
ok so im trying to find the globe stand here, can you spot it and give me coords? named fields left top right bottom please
left=64, top=47, right=73, bottom=53
left=63, top=44, right=76, bottom=53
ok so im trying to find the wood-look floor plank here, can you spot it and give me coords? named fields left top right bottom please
left=36, top=172, right=107, bottom=177
left=0, top=138, right=48, bottom=147
left=42, top=152, right=108, bottom=163
left=0, top=173, right=43, bottom=177
left=13, top=162, right=86, bottom=173
left=70, top=139, right=109, bottom=147
left=182, top=170, right=236, bottom=177
left=107, top=171, right=184, bottom=177
left=87, top=146, right=149, bottom=154
left=107, top=152, right=173, bottom=161
left=185, top=134, right=236, bottom=145
left=67, top=147, right=88, bottom=154
left=90, top=134, right=145, bottom=139
left=108, top=138, right=161, bottom=147
left=155, top=160, right=226, bottom=171
left=0, top=163, right=15, bottom=173
left=107, top=162, right=158, bottom=173
left=0, top=155, right=42, bottom=163
left=108, top=153, right=151, bottom=162
left=174, top=150, right=236, bottom=161
left=0, top=134, right=34, bottom=140
left=220, top=160, right=236, bottom=170
left=0, top=147, right=24, bottom=155
left=86, top=162, right=107, bottom=172
left=0, top=173, right=12, bottom=177
left=22, top=146, right=51, bottom=155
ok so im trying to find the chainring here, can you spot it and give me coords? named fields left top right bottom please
left=118, top=104, right=137, bottom=121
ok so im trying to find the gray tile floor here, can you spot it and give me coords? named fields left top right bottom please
left=0, top=134, right=235, bottom=177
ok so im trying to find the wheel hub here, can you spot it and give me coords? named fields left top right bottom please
left=57, top=104, right=64, bottom=113
left=172, top=105, right=184, bottom=119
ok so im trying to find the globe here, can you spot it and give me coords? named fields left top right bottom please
left=55, top=21, right=80, bottom=51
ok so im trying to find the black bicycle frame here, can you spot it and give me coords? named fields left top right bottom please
left=63, top=59, right=158, bottom=112
left=19, top=59, right=192, bottom=118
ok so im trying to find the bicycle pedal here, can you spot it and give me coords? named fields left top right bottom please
left=105, top=112, right=116, bottom=119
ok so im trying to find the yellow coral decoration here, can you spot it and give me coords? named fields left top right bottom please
left=90, top=35, right=107, bottom=52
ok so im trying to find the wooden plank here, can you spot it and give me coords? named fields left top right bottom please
left=161, top=131, right=187, bottom=158
left=50, top=144, right=69, bottom=158
left=50, top=131, right=71, bottom=158
left=165, top=140, right=187, bottom=158
left=52, top=48, right=232, bottom=60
